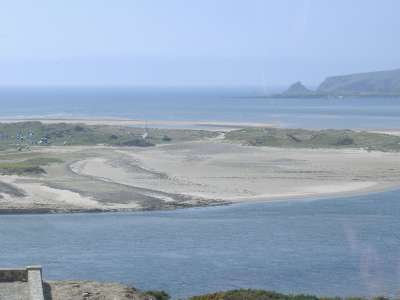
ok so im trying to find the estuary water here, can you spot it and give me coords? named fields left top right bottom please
left=0, top=191, right=399, bottom=298
left=0, top=86, right=400, bottom=129
left=0, top=87, right=400, bottom=298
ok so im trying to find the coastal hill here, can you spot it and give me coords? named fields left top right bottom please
left=276, top=68, right=400, bottom=97
left=318, top=68, right=400, bottom=95
left=281, top=81, right=313, bottom=97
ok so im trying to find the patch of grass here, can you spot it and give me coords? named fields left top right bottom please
left=0, top=157, right=62, bottom=175
left=116, top=138, right=155, bottom=147
left=0, top=122, right=217, bottom=149
left=225, top=128, right=400, bottom=152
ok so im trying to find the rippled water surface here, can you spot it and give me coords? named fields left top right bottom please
left=1, top=191, right=399, bottom=298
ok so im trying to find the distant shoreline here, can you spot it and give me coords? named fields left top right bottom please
left=2, top=116, right=400, bottom=133
left=273, top=68, right=400, bottom=98
left=266, top=94, right=400, bottom=99
left=0, top=117, right=276, bottom=131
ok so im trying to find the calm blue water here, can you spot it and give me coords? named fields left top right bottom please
left=1, top=86, right=400, bottom=129
left=1, top=87, right=400, bottom=298
left=0, top=191, right=399, bottom=298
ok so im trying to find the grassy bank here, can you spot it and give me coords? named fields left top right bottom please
left=0, top=121, right=217, bottom=149
left=225, top=128, right=400, bottom=152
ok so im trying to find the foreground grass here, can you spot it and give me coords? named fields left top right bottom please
left=225, top=128, right=400, bottom=152
left=147, top=289, right=390, bottom=300
left=188, top=290, right=388, bottom=300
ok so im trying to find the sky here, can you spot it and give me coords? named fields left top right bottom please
left=0, top=0, right=399, bottom=87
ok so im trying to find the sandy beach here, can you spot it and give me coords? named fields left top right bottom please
left=72, top=140, right=400, bottom=202
left=1, top=129, right=400, bottom=213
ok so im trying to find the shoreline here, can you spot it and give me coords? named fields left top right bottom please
left=0, top=201, right=231, bottom=215
left=0, top=166, right=398, bottom=216
left=2, top=116, right=400, bottom=133
left=0, top=117, right=276, bottom=131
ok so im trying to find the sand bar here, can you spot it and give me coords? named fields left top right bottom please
left=0, top=124, right=400, bottom=212
left=0, top=117, right=275, bottom=131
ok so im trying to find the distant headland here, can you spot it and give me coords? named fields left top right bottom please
left=273, top=68, right=400, bottom=98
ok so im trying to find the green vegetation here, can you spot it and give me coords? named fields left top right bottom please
left=0, top=157, right=62, bottom=175
left=225, top=128, right=400, bottom=152
left=188, top=289, right=389, bottom=300
left=144, top=290, right=171, bottom=300
left=0, top=122, right=217, bottom=149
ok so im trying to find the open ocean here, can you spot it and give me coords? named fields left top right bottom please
left=0, top=86, right=400, bottom=129
left=0, top=87, right=400, bottom=298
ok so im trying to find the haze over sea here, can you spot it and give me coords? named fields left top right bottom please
left=1, top=86, right=400, bottom=129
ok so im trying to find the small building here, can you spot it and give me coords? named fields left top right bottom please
left=0, top=265, right=44, bottom=300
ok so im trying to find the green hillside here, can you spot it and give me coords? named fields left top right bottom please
left=317, top=68, right=400, bottom=96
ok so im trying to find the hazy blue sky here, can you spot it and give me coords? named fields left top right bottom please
left=0, top=0, right=399, bottom=87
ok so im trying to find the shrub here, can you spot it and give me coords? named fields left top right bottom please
left=334, top=137, right=354, bottom=146
left=144, top=290, right=171, bottom=300
left=74, top=125, right=85, bottom=132
left=162, top=135, right=172, bottom=142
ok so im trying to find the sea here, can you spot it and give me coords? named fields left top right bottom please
left=0, top=86, right=400, bottom=298
left=0, top=86, right=400, bottom=129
